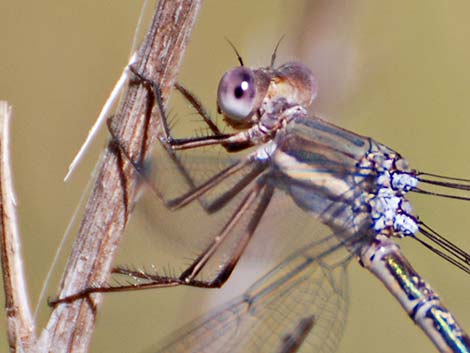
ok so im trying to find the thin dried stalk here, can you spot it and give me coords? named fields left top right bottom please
left=0, top=1, right=201, bottom=353
left=0, top=102, right=35, bottom=352
left=43, top=1, right=201, bottom=352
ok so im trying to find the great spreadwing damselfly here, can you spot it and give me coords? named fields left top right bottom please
left=51, top=47, right=470, bottom=352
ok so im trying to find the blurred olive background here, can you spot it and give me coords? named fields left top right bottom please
left=1, top=1, right=470, bottom=353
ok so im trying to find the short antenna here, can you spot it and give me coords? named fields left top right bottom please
left=270, top=34, right=286, bottom=68
left=224, top=37, right=244, bottom=66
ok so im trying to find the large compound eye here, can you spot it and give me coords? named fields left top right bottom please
left=217, top=67, right=257, bottom=122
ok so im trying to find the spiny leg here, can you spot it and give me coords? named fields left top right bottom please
left=174, top=82, right=223, bottom=137
left=117, top=179, right=274, bottom=287
left=50, top=179, right=274, bottom=305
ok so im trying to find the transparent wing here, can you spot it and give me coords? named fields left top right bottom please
left=146, top=233, right=352, bottom=353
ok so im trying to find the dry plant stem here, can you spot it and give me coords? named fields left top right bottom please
left=0, top=102, right=36, bottom=352
left=38, top=1, right=201, bottom=353
left=0, top=3, right=201, bottom=353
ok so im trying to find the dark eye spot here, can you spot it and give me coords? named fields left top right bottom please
left=234, top=85, right=244, bottom=99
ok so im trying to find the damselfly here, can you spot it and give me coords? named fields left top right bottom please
left=53, top=51, right=470, bottom=352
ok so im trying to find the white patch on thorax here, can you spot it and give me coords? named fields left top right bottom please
left=254, top=140, right=277, bottom=161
